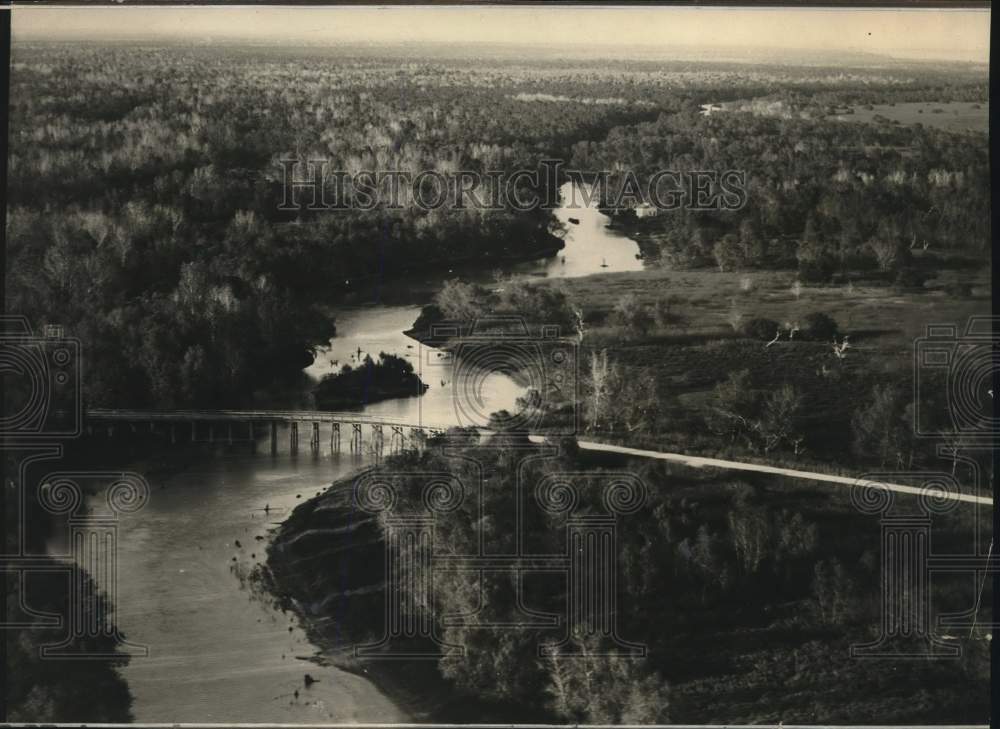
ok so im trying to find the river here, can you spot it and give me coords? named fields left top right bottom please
left=85, top=182, right=644, bottom=722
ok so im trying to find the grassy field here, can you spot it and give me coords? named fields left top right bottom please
left=557, top=263, right=989, bottom=341
left=536, top=258, right=990, bottom=473
left=829, top=101, right=988, bottom=134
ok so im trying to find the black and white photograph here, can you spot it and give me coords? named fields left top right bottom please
left=2, top=3, right=994, bottom=725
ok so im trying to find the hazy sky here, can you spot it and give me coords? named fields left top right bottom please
left=14, top=6, right=990, bottom=63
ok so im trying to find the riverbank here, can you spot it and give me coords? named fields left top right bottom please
left=6, top=446, right=136, bottom=722
left=261, top=432, right=991, bottom=724
left=322, top=233, right=565, bottom=310
left=42, top=434, right=410, bottom=723
left=259, top=464, right=561, bottom=722
left=314, top=353, right=429, bottom=410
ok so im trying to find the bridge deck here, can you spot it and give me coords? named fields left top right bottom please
left=84, top=411, right=991, bottom=506
left=85, top=408, right=452, bottom=429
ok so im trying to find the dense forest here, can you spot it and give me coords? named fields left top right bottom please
left=3, top=450, right=134, bottom=721
left=264, top=429, right=990, bottom=723
left=580, top=107, right=989, bottom=279
left=6, top=42, right=988, bottom=409
left=7, top=38, right=990, bottom=725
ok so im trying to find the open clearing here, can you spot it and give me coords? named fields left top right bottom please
left=829, top=101, right=987, bottom=134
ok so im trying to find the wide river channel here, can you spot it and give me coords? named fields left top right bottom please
left=76, top=183, right=644, bottom=721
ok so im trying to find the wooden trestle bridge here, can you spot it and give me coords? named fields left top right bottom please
left=85, top=408, right=453, bottom=455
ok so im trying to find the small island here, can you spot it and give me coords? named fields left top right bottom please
left=314, top=352, right=428, bottom=410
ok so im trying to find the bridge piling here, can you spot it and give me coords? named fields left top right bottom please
left=409, top=427, right=424, bottom=452
left=83, top=410, right=439, bottom=458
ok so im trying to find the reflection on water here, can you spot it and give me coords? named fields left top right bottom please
left=76, top=177, right=642, bottom=722
left=304, top=305, right=526, bottom=429
left=513, top=181, right=645, bottom=279
left=305, top=181, right=642, bottom=428
left=111, top=449, right=405, bottom=723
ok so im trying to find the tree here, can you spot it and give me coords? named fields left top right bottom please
left=797, top=215, right=836, bottom=282
left=757, top=384, right=803, bottom=455
left=725, top=298, right=745, bottom=332
left=496, top=279, right=578, bottom=333
left=712, top=233, right=745, bottom=272
left=542, top=641, right=670, bottom=723
left=867, top=236, right=909, bottom=273
left=585, top=351, right=658, bottom=435
left=801, top=311, right=839, bottom=341
left=6, top=564, right=134, bottom=722
left=587, top=349, right=612, bottom=430
left=708, top=371, right=803, bottom=455
left=852, top=383, right=910, bottom=467
left=728, top=503, right=772, bottom=574
left=811, top=558, right=856, bottom=625
left=774, top=509, right=818, bottom=565
left=739, top=217, right=767, bottom=266
left=707, top=369, right=757, bottom=446
left=741, top=317, right=781, bottom=341
left=434, top=278, right=486, bottom=320
left=651, top=294, right=687, bottom=331
left=612, top=293, right=653, bottom=339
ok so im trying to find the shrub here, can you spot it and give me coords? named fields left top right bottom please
left=895, top=267, right=929, bottom=290
left=798, top=257, right=836, bottom=283
left=741, top=317, right=781, bottom=341
left=944, top=281, right=974, bottom=297
left=801, top=312, right=839, bottom=341
left=651, top=295, right=688, bottom=330
left=613, top=293, right=653, bottom=338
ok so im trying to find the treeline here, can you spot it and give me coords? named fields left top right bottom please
left=3, top=449, right=134, bottom=721
left=587, top=302, right=990, bottom=478
left=264, top=431, right=989, bottom=722
left=412, top=271, right=991, bottom=481
left=573, top=105, right=989, bottom=280
left=8, top=44, right=658, bottom=407
left=7, top=42, right=987, bottom=407
left=412, top=276, right=581, bottom=339
left=313, top=352, right=427, bottom=409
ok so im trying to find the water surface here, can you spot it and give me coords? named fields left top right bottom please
left=79, top=178, right=644, bottom=722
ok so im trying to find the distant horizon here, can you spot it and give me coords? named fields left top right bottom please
left=13, top=6, right=990, bottom=64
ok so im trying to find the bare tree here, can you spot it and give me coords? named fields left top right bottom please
left=586, top=350, right=658, bottom=435
left=709, top=372, right=803, bottom=456
left=729, top=504, right=772, bottom=574
left=725, top=297, right=744, bottom=332
left=587, top=349, right=612, bottom=431
left=758, top=384, right=803, bottom=455
left=613, top=293, right=653, bottom=338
